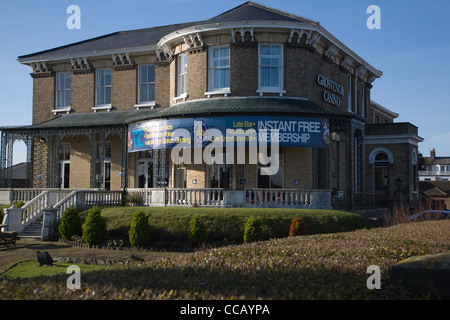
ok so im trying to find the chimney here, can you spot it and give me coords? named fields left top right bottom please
left=430, top=148, right=436, bottom=160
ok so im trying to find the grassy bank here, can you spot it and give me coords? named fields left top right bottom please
left=84, top=206, right=371, bottom=244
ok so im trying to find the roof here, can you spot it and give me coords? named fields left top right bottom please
left=420, top=181, right=450, bottom=197
left=155, top=97, right=337, bottom=118
left=18, top=2, right=316, bottom=63
left=0, top=97, right=339, bottom=131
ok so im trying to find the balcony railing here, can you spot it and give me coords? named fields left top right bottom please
left=418, top=171, right=450, bottom=176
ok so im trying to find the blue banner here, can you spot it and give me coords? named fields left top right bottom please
left=128, top=116, right=329, bottom=152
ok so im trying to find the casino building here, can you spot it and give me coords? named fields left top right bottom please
left=0, top=2, right=423, bottom=210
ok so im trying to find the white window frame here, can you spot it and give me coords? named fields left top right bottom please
left=205, top=45, right=231, bottom=97
left=94, top=68, right=112, bottom=111
left=175, top=53, right=188, bottom=101
left=135, top=64, right=156, bottom=109
left=257, top=43, right=285, bottom=96
left=54, top=72, right=71, bottom=114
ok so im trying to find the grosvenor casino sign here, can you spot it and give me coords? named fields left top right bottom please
left=316, top=74, right=344, bottom=107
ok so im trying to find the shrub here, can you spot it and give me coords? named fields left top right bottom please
left=188, top=214, right=208, bottom=247
left=127, top=192, right=143, bottom=207
left=289, top=216, right=307, bottom=237
left=129, top=211, right=152, bottom=248
left=243, top=215, right=263, bottom=243
left=15, top=201, right=25, bottom=208
left=82, top=206, right=107, bottom=245
left=58, top=206, right=82, bottom=240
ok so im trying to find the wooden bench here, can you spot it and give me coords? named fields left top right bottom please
left=0, top=231, right=17, bottom=247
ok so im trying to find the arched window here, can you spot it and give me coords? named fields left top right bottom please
left=369, top=147, right=394, bottom=194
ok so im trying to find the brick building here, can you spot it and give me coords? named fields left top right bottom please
left=0, top=2, right=423, bottom=210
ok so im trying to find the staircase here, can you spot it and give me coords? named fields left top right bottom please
left=18, top=215, right=43, bottom=240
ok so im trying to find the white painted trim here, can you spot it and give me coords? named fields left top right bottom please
left=365, top=134, right=424, bottom=146
left=368, top=147, right=394, bottom=165
left=52, top=107, right=71, bottom=115
left=134, top=102, right=156, bottom=109
left=157, top=21, right=382, bottom=78
left=92, top=105, right=112, bottom=112
left=173, top=93, right=188, bottom=102
left=204, top=89, right=231, bottom=98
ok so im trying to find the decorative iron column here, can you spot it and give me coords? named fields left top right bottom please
left=89, top=130, right=97, bottom=188
left=153, top=149, right=159, bottom=187
left=25, top=136, right=32, bottom=188
left=53, top=133, right=62, bottom=188
left=46, top=135, right=54, bottom=188
left=121, top=126, right=129, bottom=190
left=97, top=131, right=106, bottom=189
left=0, top=132, right=7, bottom=188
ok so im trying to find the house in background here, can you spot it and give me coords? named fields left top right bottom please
left=419, top=149, right=450, bottom=181
left=418, top=180, right=450, bottom=210
left=0, top=162, right=31, bottom=188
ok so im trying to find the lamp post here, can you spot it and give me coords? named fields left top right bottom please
left=395, top=177, right=403, bottom=206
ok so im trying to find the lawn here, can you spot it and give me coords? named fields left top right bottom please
left=1, top=219, right=448, bottom=300
left=0, top=260, right=106, bottom=280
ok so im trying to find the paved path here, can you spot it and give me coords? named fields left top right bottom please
left=0, top=239, right=186, bottom=274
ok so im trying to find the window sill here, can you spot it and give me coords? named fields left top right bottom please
left=134, top=102, right=156, bottom=110
left=52, top=107, right=71, bottom=115
left=204, top=89, right=231, bottom=98
left=93, top=105, right=112, bottom=112
left=257, top=89, right=286, bottom=97
left=173, top=93, right=188, bottom=103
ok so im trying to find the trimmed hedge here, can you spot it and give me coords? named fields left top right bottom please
left=129, top=210, right=152, bottom=248
left=82, top=206, right=107, bottom=245
left=58, top=206, right=82, bottom=240
left=188, top=214, right=208, bottom=247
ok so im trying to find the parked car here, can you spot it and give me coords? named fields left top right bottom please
left=409, top=210, right=450, bottom=221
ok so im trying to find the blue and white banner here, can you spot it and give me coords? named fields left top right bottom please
left=128, top=116, right=329, bottom=152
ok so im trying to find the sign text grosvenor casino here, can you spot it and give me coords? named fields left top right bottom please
left=316, top=74, right=344, bottom=107
left=128, top=116, right=330, bottom=153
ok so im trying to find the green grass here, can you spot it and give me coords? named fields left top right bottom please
left=0, top=260, right=106, bottom=280
left=80, top=206, right=371, bottom=244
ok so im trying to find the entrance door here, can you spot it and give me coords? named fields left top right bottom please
left=60, top=161, right=70, bottom=189
left=208, top=165, right=231, bottom=189
left=104, top=162, right=111, bottom=190
left=137, top=160, right=153, bottom=188
left=175, top=166, right=187, bottom=188
left=374, top=167, right=389, bottom=194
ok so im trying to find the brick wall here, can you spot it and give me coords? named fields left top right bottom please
left=187, top=49, right=208, bottom=100
left=112, top=68, right=136, bottom=110
left=32, top=75, right=55, bottom=124
left=71, top=71, right=94, bottom=114
left=230, top=43, right=258, bottom=96
left=155, top=62, right=170, bottom=108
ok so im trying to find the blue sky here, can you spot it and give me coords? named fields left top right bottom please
left=1, top=0, right=449, bottom=164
